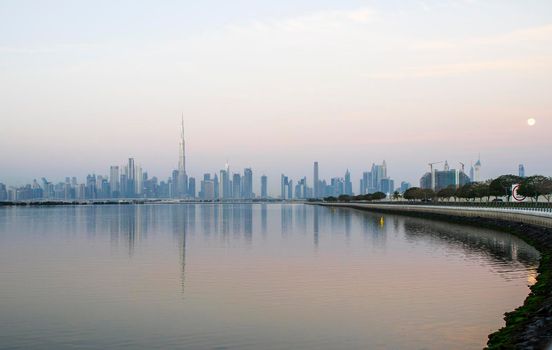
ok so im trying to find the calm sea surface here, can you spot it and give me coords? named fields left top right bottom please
left=0, top=204, right=539, bottom=350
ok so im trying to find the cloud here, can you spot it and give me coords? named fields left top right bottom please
left=410, top=24, right=552, bottom=51
left=369, top=57, right=552, bottom=79
left=232, top=7, right=377, bottom=33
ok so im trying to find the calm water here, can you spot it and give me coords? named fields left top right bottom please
left=0, top=204, right=539, bottom=350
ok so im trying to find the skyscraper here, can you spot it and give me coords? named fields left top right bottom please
left=232, top=173, right=241, bottom=199
left=261, top=175, right=268, bottom=199
left=281, top=174, right=289, bottom=200
left=110, top=166, right=120, bottom=197
left=313, top=162, right=319, bottom=198
left=188, top=177, right=196, bottom=198
left=213, top=173, right=219, bottom=199
left=344, top=169, right=352, bottom=195
left=178, top=115, right=188, bottom=197
left=220, top=165, right=231, bottom=199
left=474, top=155, right=482, bottom=182
left=127, top=158, right=135, bottom=197
left=242, top=168, right=253, bottom=199
left=519, top=164, right=525, bottom=178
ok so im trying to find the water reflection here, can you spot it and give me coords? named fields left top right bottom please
left=0, top=204, right=539, bottom=272
left=0, top=203, right=541, bottom=350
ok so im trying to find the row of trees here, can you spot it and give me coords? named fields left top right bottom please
left=403, top=175, right=552, bottom=202
left=324, top=192, right=387, bottom=202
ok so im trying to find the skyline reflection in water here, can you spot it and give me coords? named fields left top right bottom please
left=0, top=204, right=540, bottom=350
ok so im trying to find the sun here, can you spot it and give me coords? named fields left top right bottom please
left=527, top=118, right=536, bottom=126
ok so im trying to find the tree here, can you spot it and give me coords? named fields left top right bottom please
left=404, top=187, right=424, bottom=201
left=392, top=191, right=401, bottom=200
left=422, top=189, right=435, bottom=201
left=518, top=176, right=552, bottom=202
left=489, top=175, right=522, bottom=202
left=456, top=183, right=476, bottom=201
left=437, top=186, right=456, bottom=201
left=338, top=194, right=351, bottom=202
left=538, top=177, right=552, bottom=202
left=472, top=182, right=491, bottom=202
left=371, top=192, right=387, bottom=201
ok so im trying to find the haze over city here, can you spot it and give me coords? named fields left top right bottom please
left=1, top=0, right=551, bottom=190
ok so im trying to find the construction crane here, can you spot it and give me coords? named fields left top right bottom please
left=428, top=161, right=444, bottom=173
left=428, top=161, right=444, bottom=191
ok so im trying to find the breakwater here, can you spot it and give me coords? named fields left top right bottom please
left=316, top=202, right=552, bottom=349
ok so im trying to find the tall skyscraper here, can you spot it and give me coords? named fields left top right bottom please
left=242, top=168, right=253, bottom=199
left=178, top=115, right=188, bottom=197
left=188, top=177, right=196, bottom=198
left=110, top=166, right=120, bottom=197
left=213, top=173, right=219, bottom=199
left=344, top=169, right=352, bottom=195
left=281, top=174, right=289, bottom=200
left=232, top=173, right=241, bottom=199
left=220, top=165, right=231, bottom=199
left=127, top=158, right=135, bottom=197
left=313, top=162, right=319, bottom=198
left=261, top=175, right=268, bottom=199
left=135, top=164, right=143, bottom=196
left=519, top=164, right=525, bottom=178
left=474, top=155, right=482, bottom=182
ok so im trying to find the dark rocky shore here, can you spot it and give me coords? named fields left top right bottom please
left=324, top=204, right=552, bottom=350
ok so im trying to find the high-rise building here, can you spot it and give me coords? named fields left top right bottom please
left=0, top=183, right=7, bottom=201
left=242, top=168, right=253, bottom=199
left=519, top=164, right=525, bottom=178
left=474, top=155, right=482, bottom=182
left=178, top=115, right=188, bottom=197
left=127, top=158, right=136, bottom=197
left=220, top=166, right=231, bottom=199
left=110, top=166, right=120, bottom=197
left=188, top=177, right=196, bottom=198
left=420, top=166, right=470, bottom=191
left=313, top=162, right=319, bottom=198
left=281, top=174, right=289, bottom=200
left=344, top=169, right=353, bottom=195
left=213, top=173, right=219, bottom=199
left=361, top=171, right=372, bottom=194
left=136, top=164, right=143, bottom=196
left=400, top=181, right=411, bottom=193
left=171, top=170, right=179, bottom=198
left=370, top=161, right=387, bottom=192
left=232, top=173, right=241, bottom=199
left=203, top=180, right=215, bottom=200
left=381, top=178, right=394, bottom=195
left=261, top=175, right=268, bottom=199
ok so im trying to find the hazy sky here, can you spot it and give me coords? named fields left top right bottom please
left=1, top=0, right=551, bottom=193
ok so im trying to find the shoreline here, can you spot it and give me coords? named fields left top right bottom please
left=315, top=203, right=552, bottom=349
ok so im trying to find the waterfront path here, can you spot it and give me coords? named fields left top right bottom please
left=316, top=202, right=552, bottom=229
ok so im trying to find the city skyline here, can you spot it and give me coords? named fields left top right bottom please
left=0, top=119, right=533, bottom=197
left=0, top=117, right=537, bottom=201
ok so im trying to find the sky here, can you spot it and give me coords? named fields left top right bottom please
left=1, top=0, right=551, bottom=194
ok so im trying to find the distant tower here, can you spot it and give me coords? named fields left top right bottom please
left=178, top=114, right=188, bottom=197
left=313, top=162, right=319, bottom=198
left=179, top=116, right=186, bottom=174
left=474, top=155, right=482, bottom=182
left=261, top=175, right=268, bottom=199
left=444, top=160, right=450, bottom=171
left=519, top=164, right=525, bottom=178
